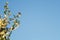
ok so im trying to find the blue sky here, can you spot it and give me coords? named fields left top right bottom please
left=0, top=0, right=60, bottom=40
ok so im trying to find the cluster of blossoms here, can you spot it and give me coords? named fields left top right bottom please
left=0, top=2, right=21, bottom=40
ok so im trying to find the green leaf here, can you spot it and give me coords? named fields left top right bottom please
left=18, top=12, right=21, bottom=15
left=13, top=15, right=16, bottom=18
left=9, top=18, right=14, bottom=21
left=4, top=11, right=6, bottom=14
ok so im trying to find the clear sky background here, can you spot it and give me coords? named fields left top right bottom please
left=0, top=0, right=60, bottom=40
